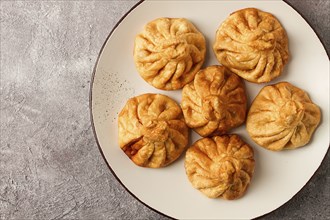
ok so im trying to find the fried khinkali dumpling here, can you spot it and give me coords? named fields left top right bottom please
left=181, top=65, right=247, bottom=137
left=247, top=82, right=321, bottom=151
left=185, top=134, right=255, bottom=199
left=213, top=8, right=289, bottom=83
left=118, top=93, right=189, bottom=168
left=134, top=17, right=206, bottom=90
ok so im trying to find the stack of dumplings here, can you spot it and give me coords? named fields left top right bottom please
left=117, top=7, right=321, bottom=201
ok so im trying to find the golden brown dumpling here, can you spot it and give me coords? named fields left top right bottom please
left=247, top=82, right=321, bottom=151
left=185, top=134, right=255, bottom=200
left=134, top=17, right=206, bottom=90
left=181, top=65, right=247, bottom=137
left=118, top=93, right=189, bottom=168
left=213, top=8, right=289, bottom=83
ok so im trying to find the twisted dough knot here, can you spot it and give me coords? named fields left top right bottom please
left=134, top=17, right=206, bottom=90
left=216, top=159, right=239, bottom=187
left=142, top=120, right=169, bottom=142
left=201, top=95, right=224, bottom=121
left=118, top=94, right=189, bottom=168
left=279, top=100, right=304, bottom=127
left=251, top=32, right=276, bottom=51
left=247, top=82, right=321, bottom=151
left=213, top=8, right=289, bottom=83
left=184, top=135, right=255, bottom=200
left=161, top=39, right=189, bottom=60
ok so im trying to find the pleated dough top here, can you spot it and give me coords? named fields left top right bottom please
left=213, top=8, right=289, bottom=83
left=185, top=135, right=255, bottom=199
left=118, top=93, right=189, bottom=168
left=181, top=65, right=247, bottom=137
left=247, top=82, right=321, bottom=150
left=134, top=17, right=206, bottom=90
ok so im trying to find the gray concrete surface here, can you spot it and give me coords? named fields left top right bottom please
left=0, top=0, right=329, bottom=219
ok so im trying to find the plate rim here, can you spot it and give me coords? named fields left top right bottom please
left=89, top=1, right=329, bottom=219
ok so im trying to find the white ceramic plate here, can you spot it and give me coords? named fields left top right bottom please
left=90, top=1, right=329, bottom=219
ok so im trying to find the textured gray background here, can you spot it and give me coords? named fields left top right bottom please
left=0, top=0, right=329, bottom=219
